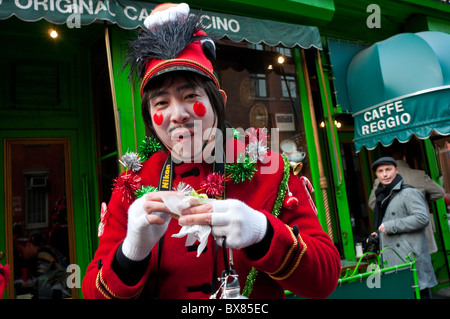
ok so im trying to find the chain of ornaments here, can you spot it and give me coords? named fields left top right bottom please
left=113, top=128, right=300, bottom=211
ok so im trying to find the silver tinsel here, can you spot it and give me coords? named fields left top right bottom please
left=246, top=141, right=268, bottom=163
left=174, top=181, right=194, bottom=196
left=119, top=152, right=143, bottom=172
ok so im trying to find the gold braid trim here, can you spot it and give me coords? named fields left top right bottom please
left=95, top=270, right=111, bottom=299
left=95, top=268, right=143, bottom=299
left=269, top=228, right=308, bottom=281
left=266, top=225, right=298, bottom=276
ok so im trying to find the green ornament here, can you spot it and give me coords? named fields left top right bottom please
left=135, top=185, right=157, bottom=198
left=225, top=153, right=257, bottom=184
left=232, top=128, right=240, bottom=140
left=138, top=136, right=162, bottom=161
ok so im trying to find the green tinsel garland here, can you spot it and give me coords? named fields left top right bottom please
left=138, top=136, right=162, bottom=161
left=241, top=155, right=291, bottom=298
left=225, top=153, right=257, bottom=183
left=135, top=185, right=157, bottom=198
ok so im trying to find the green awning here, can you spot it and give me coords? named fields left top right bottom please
left=0, top=0, right=322, bottom=49
left=329, top=32, right=450, bottom=151
left=352, top=85, right=450, bottom=151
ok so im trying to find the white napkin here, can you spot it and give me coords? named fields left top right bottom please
left=160, top=194, right=213, bottom=257
left=172, top=224, right=211, bottom=257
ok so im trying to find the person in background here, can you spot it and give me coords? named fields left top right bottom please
left=15, top=232, right=70, bottom=299
left=369, top=148, right=445, bottom=254
left=370, top=157, right=438, bottom=299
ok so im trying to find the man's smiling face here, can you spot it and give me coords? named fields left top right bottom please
left=375, top=164, right=399, bottom=186
left=148, top=75, right=218, bottom=162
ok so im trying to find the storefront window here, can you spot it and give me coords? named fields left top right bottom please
left=215, top=39, right=311, bottom=181
left=4, top=138, right=74, bottom=299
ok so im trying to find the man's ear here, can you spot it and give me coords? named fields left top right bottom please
left=219, top=89, right=227, bottom=106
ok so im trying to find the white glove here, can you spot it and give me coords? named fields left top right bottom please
left=122, top=195, right=171, bottom=261
left=211, top=199, right=267, bottom=249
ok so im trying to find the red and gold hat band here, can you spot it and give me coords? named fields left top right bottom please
left=140, top=58, right=220, bottom=95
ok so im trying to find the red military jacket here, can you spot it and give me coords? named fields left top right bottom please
left=82, top=139, right=340, bottom=299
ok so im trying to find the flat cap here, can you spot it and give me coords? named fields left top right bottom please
left=371, top=156, right=397, bottom=171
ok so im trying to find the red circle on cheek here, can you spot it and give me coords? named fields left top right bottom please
left=153, top=110, right=164, bottom=126
left=193, top=102, right=207, bottom=117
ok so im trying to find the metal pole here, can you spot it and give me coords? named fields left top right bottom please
left=300, top=49, right=334, bottom=242
left=104, top=23, right=123, bottom=170
left=316, top=49, right=342, bottom=183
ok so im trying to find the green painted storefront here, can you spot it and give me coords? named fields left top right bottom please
left=1, top=0, right=449, bottom=299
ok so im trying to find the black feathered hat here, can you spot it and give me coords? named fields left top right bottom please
left=124, top=3, right=219, bottom=96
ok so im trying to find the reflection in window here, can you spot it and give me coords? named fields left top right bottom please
left=6, top=140, right=73, bottom=299
left=248, top=43, right=264, bottom=51
left=215, top=39, right=312, bottom=184
left=24, top=170, right=49, bottom=229
left=277, top=47, right=292, bottom=57
left=281, top=75, right=297, bottom=99
left=250, top=73, right=267, bottom=97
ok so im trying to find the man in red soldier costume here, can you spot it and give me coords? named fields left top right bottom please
left=82, top=3, right=340, bottom=299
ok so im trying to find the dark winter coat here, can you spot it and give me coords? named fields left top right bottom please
left=379, top=179, right=438, bottom=290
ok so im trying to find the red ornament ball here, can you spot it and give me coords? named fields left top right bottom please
left=283, top=195, right=299, bottom=210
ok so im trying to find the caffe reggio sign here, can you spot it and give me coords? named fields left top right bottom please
left=352, top=85, right=450, bottom=150
left=0, top=0, right=322, bottom=49
left=358, top=100, right=411, bottom=136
